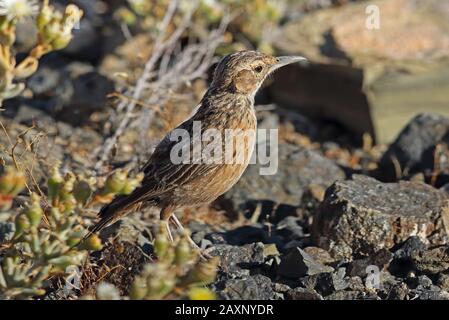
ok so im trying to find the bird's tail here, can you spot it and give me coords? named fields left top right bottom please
left=83, top=194, right=140, bottom=241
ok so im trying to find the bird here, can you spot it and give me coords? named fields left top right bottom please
left=87, top=50, right=306, bottom=247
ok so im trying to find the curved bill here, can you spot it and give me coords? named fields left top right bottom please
left=272, top=56, right=307, bottom=71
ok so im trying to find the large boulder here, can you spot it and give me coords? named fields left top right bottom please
left=312, top=175, right=449, bottom=260
left=379, top=113, right=449, bottom=185
left=271, top=0, right=449, bottom=143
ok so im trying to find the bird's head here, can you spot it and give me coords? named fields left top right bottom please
left=211, top=50, right=307, bottom=96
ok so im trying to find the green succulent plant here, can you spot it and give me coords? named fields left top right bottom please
left=0, top=0, right=83, bottom=105
left=89, top=224, right=219, bottom=300
left=0, top=164, right=144, bottom=299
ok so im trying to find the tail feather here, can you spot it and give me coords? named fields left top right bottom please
left=83, top=195, right=139, bottom=240
left=83, top=186, right=160, bottom=241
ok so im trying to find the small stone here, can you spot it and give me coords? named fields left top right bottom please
left=300, top=272, right=334, bottom=296
left=286, top=287, right=323, bottom=300
left=209, top=243, right=265, bottom=278
left=303, top=246, right=335, bottom=265
left=216, top=225, right=281, bottom=246
left=347, top=249, right=393, bottom=277
left=263, top=244, right=280, bottom=258
left=394, top=236, right=428, bottom=260
left=387, top=282, right=410, bottom=300
left=219, top=275, right=275, bottom=300
left=0, top=221, right=15, bottom=242
left=417, top=275, right=433, bottom=289
left=326, top=290, right=375, bottom=300
left=347, top=276, right=365, bottom=292
left=278, top=247, right=334, bottom=279
left=276, top=216, right=305, bottom=240
left=332, top=267, right=350, bottom=291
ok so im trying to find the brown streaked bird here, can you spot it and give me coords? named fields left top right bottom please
left=88, top=50, right=306, bottom=245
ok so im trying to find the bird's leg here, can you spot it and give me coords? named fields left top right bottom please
left=165, top=220, right=174, bottom=242
left=160, top=206, right=175, bottom=242
left=170, top=214, right=212, bottom=260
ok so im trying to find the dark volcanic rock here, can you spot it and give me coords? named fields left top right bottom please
left=219, top=274, right=275, bottom=300
left=0, top=222, right=15, bottom=242
left=209, top=243, right=265, bottom=278
left=326, top=290, right=379, bottom=300
left=312, top=175, right=449, bottom=260
left=219, top=143, right=345, bottom=220
left=278, top=247, right=333, bottom=279
left=387, top=282, right=411, bottom=300
left=208, top=224, right=283, bottom=247
left=379, top=113, right=449, bottom=185
left=347, top=249, right=393, bottom=277
left=285, top=287, right=323, bottom=300
left=300, top=272, right=335, bottom=296
left=276, top=216, right=305, bottom=240
left=411, top=246, right=449, bottom=274
left=437, top=273, right=449, bottom=292
left=394, top=236, right=428, bottom=260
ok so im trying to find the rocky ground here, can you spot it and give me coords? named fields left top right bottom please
left=1, top=0, right=449, bottom=300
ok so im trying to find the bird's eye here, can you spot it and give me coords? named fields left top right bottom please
left=254, top=66, right=263, bottom=73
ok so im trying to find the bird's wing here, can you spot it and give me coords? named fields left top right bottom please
left=140, top=116, right=220, bottom=196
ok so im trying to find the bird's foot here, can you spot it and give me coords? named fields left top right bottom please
left=170, top=215, right=213, bottom=261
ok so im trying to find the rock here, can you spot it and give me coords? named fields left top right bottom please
left=219, top=143, right=345, bottom=221
left=332, top=267, right=349, bottom=291
left=59, top=70, right=114, bottom=126
left=347, top=249, right=393, bottom=277
left=410, top=287, right=449, bottom=300
left=326, top=290, right=376, bottom=300
left=208, top=225, right=282, bottom=247
left=437, top=273, right=449, bottom=292
left=347, top=276, right=365, bottom=292
left=26, top=60, right=114, bottom=126
left=219, top=275, right=275, bottom=300
left=379, top=113, right=449, bottom=185
left=272, top=0, right=449, bottom=143
left=417, top=275, right=433, bottom=289
left=394, top=236, right=428, bottom=260
left=411, top=246, right=449, bottom=274
left=187, top=220, right=214, bottom=245
left=278, top=247, right=334, bottom=279
left=387, top=282, right=410, bottom=300
left=312, top=175, right=449, bottom=260
left=390, top=237, right=428, bottom=277
left=300, top=272, right=334, bottom=296
left=209, top=243, right=265, bottom=278
left=275, top=216, right=305, bottom=241
left=303, top=247, right=335, bottom=265
left=285, top=287, right=323, bottom=300
left=0, top=222, right=15, bottom=242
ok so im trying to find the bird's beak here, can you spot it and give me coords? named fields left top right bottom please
left=272, top=56, right=307, bottom=71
